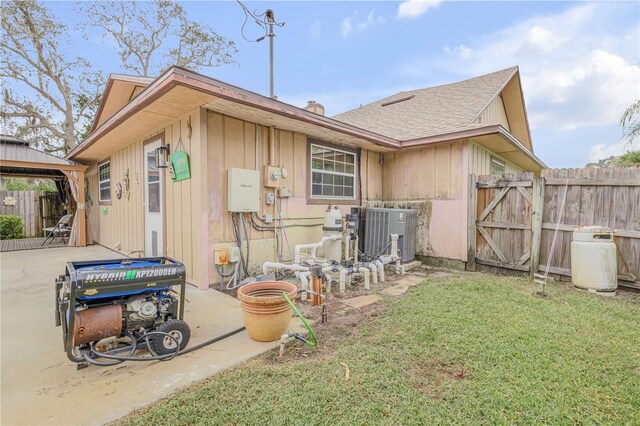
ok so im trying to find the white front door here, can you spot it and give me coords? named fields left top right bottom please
left=144, top=140, right=164, bottom=257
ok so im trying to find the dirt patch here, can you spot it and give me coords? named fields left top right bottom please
left=263, top=297, right=388, bottom=366
left=406, top=358, right=470, bottom=398
left=219, top=266, right=456, bottom=366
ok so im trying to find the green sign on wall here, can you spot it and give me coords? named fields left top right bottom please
left=170, top=151, right=191, bottom=182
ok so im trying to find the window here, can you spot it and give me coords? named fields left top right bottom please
left=310, top=143, right=356, bottom=200
left=491, top=156, right=505, bottom=175
left=98, top=160, right=111, bottom=203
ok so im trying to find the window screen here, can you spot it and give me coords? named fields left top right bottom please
left=310, top=144, right=356, bottom=200
left=98, top=161, right=111, bottom=203
left=491, top=156, right=505, bottom=175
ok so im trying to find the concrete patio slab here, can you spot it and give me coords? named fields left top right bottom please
left=1, top=245, right=299, bottom=425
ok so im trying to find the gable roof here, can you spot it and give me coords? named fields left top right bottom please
left=90, top=74, right=154, bottom=132
left=70, top=65, right=543, bottom=170
left=334, top=66, right=531, bottom=145
left=68, top=66, right=399, bottom=161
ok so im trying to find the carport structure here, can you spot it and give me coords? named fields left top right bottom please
left=0, top=135, right=90, bottom=246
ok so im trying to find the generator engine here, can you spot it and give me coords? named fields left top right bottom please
left=55, top=257, right=189, bottom=368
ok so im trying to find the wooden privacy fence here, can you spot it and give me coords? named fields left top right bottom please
left=468, top=168, right=640, bottom=290
left=0, top=190, right=64, bottom=238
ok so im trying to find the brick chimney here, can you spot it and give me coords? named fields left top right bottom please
left=304, top=100, right=325, bottom=116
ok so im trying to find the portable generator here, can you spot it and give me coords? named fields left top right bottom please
left=55, top=257, right=190, bottom=368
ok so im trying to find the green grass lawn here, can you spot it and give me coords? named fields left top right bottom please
left=120, top=271, right=640, bottom=425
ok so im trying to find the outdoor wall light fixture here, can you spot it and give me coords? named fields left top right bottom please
left=155, top=144, right=170, bottom=168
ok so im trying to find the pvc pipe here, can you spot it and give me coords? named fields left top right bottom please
left=339, top=268, right=347, bottom=293
left=343, top=234, right=350, bottom=262
left=299, top=272, right=311, bottom=302
left=353, top=235, right=359, bottom=263
left=368, top=263, right=378, bottom=285
left=279, top=333, right=290, bottom=358
left=358, top=267, right=370, bottom=290
left=298, top=266, right=335, bottom=300
left=262, top=262, right=309, bottom=274
left=294, top=235, right=342, bottom=264
left=375, top=260, right=385, bottom=282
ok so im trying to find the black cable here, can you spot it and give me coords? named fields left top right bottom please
left=216, top=263, right=235, bottom=278
left=83, top=326, right=246, bottom=364
left=241, top=213, right=251, bottom=275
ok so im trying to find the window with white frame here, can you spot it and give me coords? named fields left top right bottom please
left=310, top=143, right=356, bottom=200
left=98, top=160, right=111, bottom=203
left=491, top=156, right=505, bottom=175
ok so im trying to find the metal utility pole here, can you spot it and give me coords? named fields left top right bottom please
left=237, top=1, right=284, bottom=99
left=266, top=9, right=275, bottom=99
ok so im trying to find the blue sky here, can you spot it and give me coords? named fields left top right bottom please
left=51, top=1, right=640, bottom=167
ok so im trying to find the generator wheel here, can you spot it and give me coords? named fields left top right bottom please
left=150, top=319, right=191, bottom=355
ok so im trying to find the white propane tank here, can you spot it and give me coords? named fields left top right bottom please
left=571, top=226, right=617, bottom=294
left=323, top=205, right=343, bottom=262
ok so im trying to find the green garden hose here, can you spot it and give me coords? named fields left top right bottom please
left=282, top=292, right=318, bottom=348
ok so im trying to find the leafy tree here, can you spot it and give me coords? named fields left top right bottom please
left=0, top=0, right=103, bottom=154
left=1, top=0, right=236, bottom=155
left=0, top=177, right=57, bottom=191
left=586, top=150, right=640, bottom=168
left=83, top=0, right=237, bottom=77
left=611, top=150, right=640, bottom=167
left=620, top=99, right=640, bottom=145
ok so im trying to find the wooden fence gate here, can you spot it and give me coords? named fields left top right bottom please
left=468, top=172, right=535, bottom=272
left=467, top=168, right=640, bottom=290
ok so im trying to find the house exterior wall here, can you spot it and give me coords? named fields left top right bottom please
left=204, top=110, right=383, bottom=286
left=480, top=96, right=510, bottom=130
left=375, top=142, right=468, bottom=261
left=468, top=141, right=524, bottom=175
left=87, top=108, right=206, bottom=286
left=85, top=106, right=532, bottom=285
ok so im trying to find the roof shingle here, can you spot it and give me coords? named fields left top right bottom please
left=333, top=66, right=518, bottom=141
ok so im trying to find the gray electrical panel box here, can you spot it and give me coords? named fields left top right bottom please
left=228, top=168, right=260, bottom=212
left=364, top=207, right=417, bottom=263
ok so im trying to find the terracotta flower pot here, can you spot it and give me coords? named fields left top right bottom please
left=237, top=281, right=298, bottom=342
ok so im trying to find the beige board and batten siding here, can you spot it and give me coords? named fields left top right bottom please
left=374, top=142, right=467, bottom=261
left=205, top=110, right=383, bottom=286
left=479, top=96, right=510, bottom=130
left=469, top=141, right=523, bottom=175
left=87, top=108, right=205, bottom=286
left=86, top=140, right=145, bottom=253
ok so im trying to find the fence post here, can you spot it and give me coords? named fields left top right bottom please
left=530, top=176, right=545, bottom=276
left=466, top=174, right=477, bottom=271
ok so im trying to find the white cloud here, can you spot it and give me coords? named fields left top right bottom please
left=310, top=20, right=321, bottom=40
left=341, top=9, right=385, bottom=39
left=397, top=0, right=442, bottom=20
left=439, top=4, right=640, bottom=132
left=589, top=139, right=639, bottom=162
left=341, top=17, right=353, bottom=38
